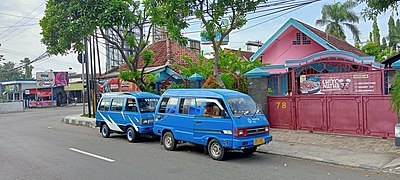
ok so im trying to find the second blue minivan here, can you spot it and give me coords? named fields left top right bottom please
left=153, top=89, right=272, bottom=160
left=96, top=92, right=160, bottom=142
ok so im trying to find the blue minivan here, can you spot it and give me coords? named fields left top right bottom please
left=96, top=92, right=160, bottom=142
left=153, top=89, right=272, bottom=160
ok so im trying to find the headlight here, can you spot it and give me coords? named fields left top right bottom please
left=143, top=120, right=148, bottom=124
left=265, top=126, right=269, bottom=133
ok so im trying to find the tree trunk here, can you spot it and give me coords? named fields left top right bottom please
left=213, top=49, right=226, bottom=89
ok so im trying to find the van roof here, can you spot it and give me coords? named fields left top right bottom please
left=162, top=89, right=250, bottom=99
left=102, top=92, right=160, bottom=99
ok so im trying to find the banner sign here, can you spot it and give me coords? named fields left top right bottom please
left=300, top=71, right=382, bottom=95
left=201, top=19, right=229, bottom=45
left=36, top=72, right=68, bottom=87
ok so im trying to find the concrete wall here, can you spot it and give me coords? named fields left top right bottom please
left=0, top=102, right=24, bottom=113
left=247, top=77, right=269, bottom=118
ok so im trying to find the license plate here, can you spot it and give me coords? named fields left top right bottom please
left=254, top=138, right=265, bottom=145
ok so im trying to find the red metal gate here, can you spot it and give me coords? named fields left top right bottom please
left=267, top=95, right=398, bottom=138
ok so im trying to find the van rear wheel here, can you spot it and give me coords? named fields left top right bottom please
left=208, top=139, right=224, bottom=161
left=163, top=132, right=176, bottom=151
left=127, top=127, right=137, bottom=142
left=101, top=124, right=110, bottom=138
left=242, top=146, right=257, bottom=155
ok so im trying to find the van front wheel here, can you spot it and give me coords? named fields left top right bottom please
left=208, top=139, right=224, bottom=161
left=163, top=132, right=176, bottom=151
left=127, top=127, right=137, bottom=142
left=101, top=124, right=110, bottom=138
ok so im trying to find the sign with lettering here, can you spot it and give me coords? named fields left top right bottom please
left=300, top=71, right=382, bottom=95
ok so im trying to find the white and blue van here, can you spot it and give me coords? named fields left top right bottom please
left=96, top=92, right=160, bottom=142
left=153, top=89, right=272, bottom=160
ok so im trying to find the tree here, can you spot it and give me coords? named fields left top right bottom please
left=391, top=72, right=400, bottom=117
left=372, top=17, right=380, bottom=46
left=176, top=48, right=264, bottom=92
left=388, top=16, right=398, bottom=49
left=362, top=41, right=382, bottom=60
left=0, top=62, right=23, bottom=81
left=382, top=37, right=388, bottom=50
left=21, top=58, right=33, bottom=79
left=158, top=0, right=267, bottom=88
left=358, top=0, right=399, bottom=19
left=316, top=0, right=360, bottom=42
left=40, top=0, right=163, bottom=89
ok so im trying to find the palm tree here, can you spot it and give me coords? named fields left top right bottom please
left=316, top=0, right=360, bottom=42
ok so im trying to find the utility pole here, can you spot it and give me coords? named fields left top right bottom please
left=85, top=38, right=92, bottom=117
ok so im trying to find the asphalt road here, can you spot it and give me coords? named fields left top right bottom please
left=0, top=106, right=399, bottom=180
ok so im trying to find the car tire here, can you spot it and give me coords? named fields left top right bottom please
left=208, top=139, right=225, bottom=161
left=242, top=146, right=257, bottom=155
left=127, top=127, right=137, bottom=143
left=101, top=124, right=111, bottom=138
left=163, top=132, right=176, bottom=151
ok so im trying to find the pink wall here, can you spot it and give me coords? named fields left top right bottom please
left=261, top=26, right=326, bottom=65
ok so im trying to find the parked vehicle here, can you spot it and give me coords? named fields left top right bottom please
left=96, top=92, right=160, bottom=142
left=153, top=89, right=272, bottom=160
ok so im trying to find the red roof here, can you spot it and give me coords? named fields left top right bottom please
left=224, top=48, right=254, bottom=61
left=119, top=39, right=199, bottom=71
left=298, top=20, right=367, bottom=57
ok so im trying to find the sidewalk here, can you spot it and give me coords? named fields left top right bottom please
left=258, top=129, right=400, bottom=174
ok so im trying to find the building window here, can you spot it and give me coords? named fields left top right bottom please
left=302, top=33, right=311, bottom=44
left=292, top=33, right=301, bottom=45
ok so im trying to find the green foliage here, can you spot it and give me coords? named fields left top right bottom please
left=355, top=41, right=361, bottom=49
left=167, top=82, right=186, bottom=89
left=158, top=0, right=267, bottom=88
left=388, top=16, right=399, bottom=49
left=391, top=71, right=400, bottom=117
left=119, top=70, right=139, bottom=82
left=174, top=55, right=213, bottom=79
left=372, top=17, right=380, bottom=46
left=359, top=0, right=399, bottom=19
left=21, top=58, right=33, bottom=79
left=142, top=50, right=155, bottom=66
left=362, top=41, right=382, bottom=61
left=0, top=62, right=23, bottom=81
left=316, top=0, right=360, bottom=42
left=381, top=37, right=388, bottom=50
left=361, top=41, right=397, bottom=61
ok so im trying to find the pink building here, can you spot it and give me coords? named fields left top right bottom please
left=245, top=18, right=397, bottom=138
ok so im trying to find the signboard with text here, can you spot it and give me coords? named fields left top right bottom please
left=300, top=71, right=382, bottom=95
left=36, top=72, right=68, bottom=88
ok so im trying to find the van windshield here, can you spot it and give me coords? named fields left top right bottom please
left=138, top=98, right=158, bottom=113
left=226, top=97, right=263, bottom=117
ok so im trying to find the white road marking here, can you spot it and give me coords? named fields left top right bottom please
left=69, top=148, right=115, bottom=162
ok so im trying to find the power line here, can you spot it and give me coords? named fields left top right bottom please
left=232, top=0, right=320, bottom=35
left=0, top=9, right=45, bottom=43
left=0, top=12, right=40, bottom=19
left=0, top=24, right=38, bottom=29
left=0, top=1, right=45, bottom=37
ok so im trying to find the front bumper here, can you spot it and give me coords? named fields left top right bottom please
left=232, top=134, right=273, bottom=149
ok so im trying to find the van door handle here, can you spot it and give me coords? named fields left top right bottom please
left=195, top=121, right=202, bottom=124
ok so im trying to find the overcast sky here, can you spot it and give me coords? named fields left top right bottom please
left=0, top=0, right=398, bottom=77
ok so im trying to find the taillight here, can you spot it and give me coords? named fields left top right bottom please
left=234, top=128, right=247, bottom=138
left=265, top=126, right=269, bottom=134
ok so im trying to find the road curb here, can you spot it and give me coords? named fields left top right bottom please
left=62, top=115, right=96, bottom=128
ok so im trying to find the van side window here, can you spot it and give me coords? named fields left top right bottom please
left=178, top=98, right=195, bottom=115
left=165, top=97, right=178, bottom=114
left=125, top=98, right=138, bottom=112
left=99, top=98, right=111, bottom=111
left=196, top=98, right=223, bottom=118
left=110, top=98, right=124, bottom=111
left=159, top=97, right=169, bottom=113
